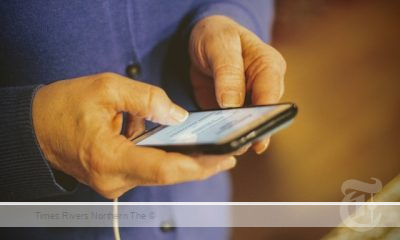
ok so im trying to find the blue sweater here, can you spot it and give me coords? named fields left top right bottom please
left=0, top=0, right=273, bottom=239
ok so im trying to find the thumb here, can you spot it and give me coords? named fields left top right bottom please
left=205, top=28, right=245, bottom=108
left=103, top=74, right=188, bottom=125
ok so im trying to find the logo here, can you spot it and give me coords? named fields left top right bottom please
left=340, top=178, right=382, bottom=232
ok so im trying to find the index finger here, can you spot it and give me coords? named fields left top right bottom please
left=94, top=73, right=188, bottom=125
left=241, top=34, right=286, bottom=105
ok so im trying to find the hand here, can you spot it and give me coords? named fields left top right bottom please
left=189, top=16, right=286, bottom=154
left=32, top=72, right=236, bottom=199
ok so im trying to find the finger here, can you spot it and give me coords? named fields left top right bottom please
left=240, top=32, right=286, bottom=105
left=204, top=29, right=245, bottom=108
left=102, top=134, right=236, bottom=186
left=190, top=64, right=219, bottom=109
left=124, top=114, right=145, bottom=140
left=187, top=154, right=237, bottom=176
left=113, top=155, right=237, bottom=195
left=251, top=63, right=285, bottom=105
left=252, top=137, right=271, bottom=155
left=232, top=144, right=251, bottom=156
left=97, top=73, right=188, bottom=125
left=111, top=112, right=124, bottom=134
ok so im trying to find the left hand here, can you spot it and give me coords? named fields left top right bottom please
left=189, top=15, right=286, bottom=154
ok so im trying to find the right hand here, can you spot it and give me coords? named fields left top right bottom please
left=32, top=72, right=236, bottom=199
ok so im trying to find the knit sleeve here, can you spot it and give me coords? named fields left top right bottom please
left=0, top=85, right=78, bottom=201
left=189, top=0, right=275, bottom=42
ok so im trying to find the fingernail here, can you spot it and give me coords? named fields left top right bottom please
left=255, top=143, right=268, bottom=155
left=170, top=105, right=188, bottom=123
left=221, top=91, right=242, bottom=108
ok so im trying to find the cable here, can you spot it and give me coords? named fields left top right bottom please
left=113, top=198, right=121, bottom=240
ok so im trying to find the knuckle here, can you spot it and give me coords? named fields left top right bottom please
left=250, top=58, right=281, bottom=84
left=203, top=26, right=239, bottom=53
left=93, top=80, right=113, bottom=95
left=260, top=57, right=283, bottom=79
left=144, top=86, right=167, bottom=118
left=97, top=72, right=119, bottom=81
left=265, top=46, right=287, bottom=73
left=252, top=45, right=287, bottom=76
left=92, top=73, right=119, bottom=92
left=214, top=64, right=243, bottom=80
left=217, top=25, right=237, bottom=39
left=209, top=25, right=236, bottom=40
left=148, top=86, right=166, bottom=100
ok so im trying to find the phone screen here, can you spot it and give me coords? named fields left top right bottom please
left=135, top=104, right=291, bottom=146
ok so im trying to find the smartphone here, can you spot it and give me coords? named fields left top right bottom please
left=133, top=103, right=298, bottom=154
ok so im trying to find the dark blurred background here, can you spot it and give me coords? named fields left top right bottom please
left=231, top=0, right=400, bottom=239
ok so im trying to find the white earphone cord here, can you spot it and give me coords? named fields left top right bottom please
left=113, top=198, right=121, bottom=240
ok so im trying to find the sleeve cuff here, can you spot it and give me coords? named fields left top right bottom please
left=0, top=85, right=78, bottom=201
left=187, top=1, right=274, bottom=42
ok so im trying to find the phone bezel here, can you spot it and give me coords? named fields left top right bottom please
left=132, top=103, right=298, bottom=154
